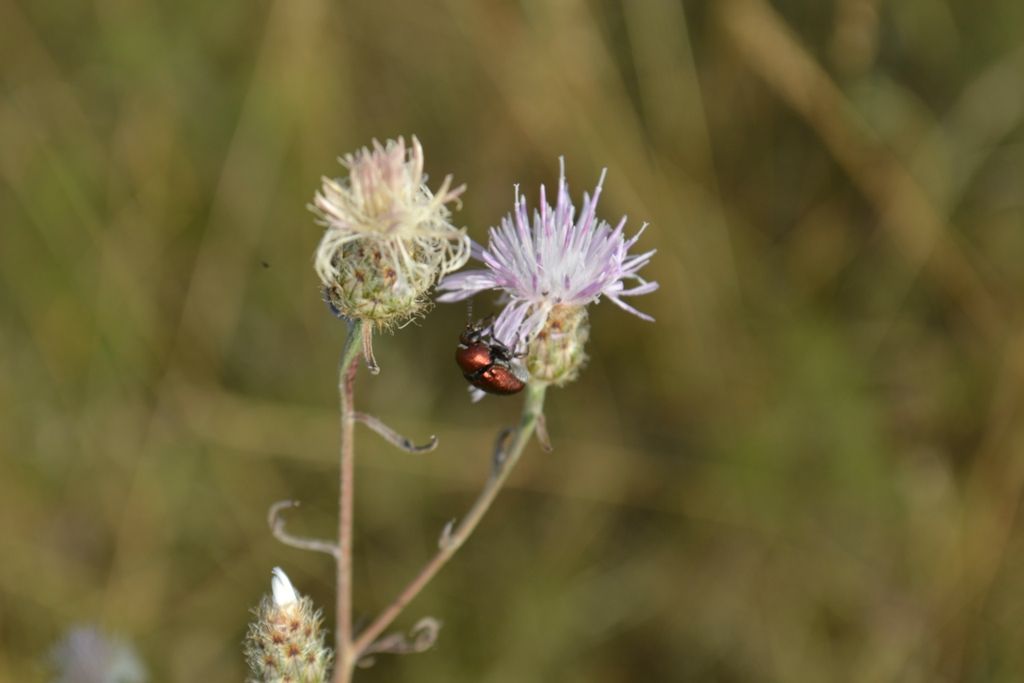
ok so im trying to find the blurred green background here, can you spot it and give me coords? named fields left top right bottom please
left=3, top=0, right=1024, bottom=680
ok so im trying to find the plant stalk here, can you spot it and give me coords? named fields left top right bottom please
left=351, top=382, right=548, bottom=658
left=333, top=319, right=364, bottom=683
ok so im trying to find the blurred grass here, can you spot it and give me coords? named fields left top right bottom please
left=2, top=0, right=1024, bottom=680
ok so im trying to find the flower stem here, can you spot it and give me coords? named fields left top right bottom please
left=351, top=382, right=548, bottom=659
left=334, top=319, right=365, bottom=683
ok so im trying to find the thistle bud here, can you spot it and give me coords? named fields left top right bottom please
left=312, top=136, right=470, bottom=329
left=244, top=568, right=332, bottom=683
left=525, top=305, right=590, bottom=386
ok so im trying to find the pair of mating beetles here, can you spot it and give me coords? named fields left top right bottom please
left=455, top=320, right=527, bottom=395
left=322, top=288, right=526, bottom=396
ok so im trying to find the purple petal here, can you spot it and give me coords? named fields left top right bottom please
left=437, top=269, right=498, bottom=291
left=493, top=301, right=530, bottom=348
left=436, top=289, right=476, bottom=303
left=615, top=279, right=660, bottom=297
left=469, top=239, right=488, bottom=260
left=606, top=295, right=655, bottom=321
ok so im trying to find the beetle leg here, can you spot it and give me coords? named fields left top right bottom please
left=464, top=366, right=489, bottom=382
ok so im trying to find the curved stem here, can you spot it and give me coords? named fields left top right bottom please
left=334, top=319, right=365, bottom=683
left=351, top=382, right=548, bottom=657
left=353, top=412, right=438, bottom=453
left=356, top=617, right=441, bottom=668
left=267, top=500, right=338, bottom=557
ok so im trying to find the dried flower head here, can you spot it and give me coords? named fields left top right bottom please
left=438, top=160, right=657, bottom=385
left=245, top=568, right=333, bottom=683
left=312, top=136, right=471, bottom=328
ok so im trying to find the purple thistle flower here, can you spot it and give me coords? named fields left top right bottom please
left=437, top=160, right=658, bottom=351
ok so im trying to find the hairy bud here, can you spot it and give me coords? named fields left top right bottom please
left=525, top=305, right=590, bottom=386
left=245, top=568, right=332, bottom=683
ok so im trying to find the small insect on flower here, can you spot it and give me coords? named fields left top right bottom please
left=455, top=320, right=527, bottom=396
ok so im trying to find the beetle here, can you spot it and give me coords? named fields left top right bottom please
left=455, top=322, right=527, bottom=395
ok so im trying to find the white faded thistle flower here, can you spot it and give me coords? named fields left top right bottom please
left=245, top=568, right=333, bottom=683
left=312, top=136, right=471, bottom=328
left=437, top=160, right=657, bottom=385
left=51, top=625, right=147, bottom=683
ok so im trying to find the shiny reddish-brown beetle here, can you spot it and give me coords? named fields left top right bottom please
left=455, top=322, right=527, bottom=395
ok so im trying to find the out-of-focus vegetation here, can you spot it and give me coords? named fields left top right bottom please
left=2, top=0, right=1024, bottom=680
